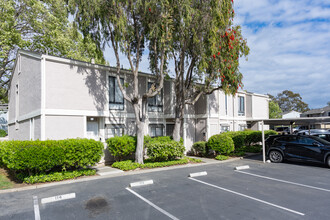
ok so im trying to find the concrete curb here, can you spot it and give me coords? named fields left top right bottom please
left=0, top=156, right=243, bottom=194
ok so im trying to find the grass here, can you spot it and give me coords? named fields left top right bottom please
left=112, top=157, right=203, bottom=171
left=0, top=168, right=14, bottom=190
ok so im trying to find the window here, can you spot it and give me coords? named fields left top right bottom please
left=148, top=82, right=163, bottom=112
left=109, top=76, right=124, bottom=110
left=221, top=125, right=230, bottom=133
left=149, top=124, right=164, bottom=137
left=225, top=95, right=228, bottom=115
left=106, top=124, right=124, bottom=139
left=238, top=96, right=245, bottom=116
left=239, top=124, right=247, bottom=131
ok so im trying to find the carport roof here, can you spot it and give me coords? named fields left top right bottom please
left=249, top=117, right=330, bottom=125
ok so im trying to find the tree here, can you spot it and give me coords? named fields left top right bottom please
left=71, top=0, right=172, bottom=164
left=169, top=0, right=249, bottom=141
left=0, top=0, right=105, bottom=103
left=269, top=101, right=282, bottom=119
left=273, top=90, right=309, bottom=113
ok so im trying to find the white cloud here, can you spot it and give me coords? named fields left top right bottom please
left=234, top=0, right=330, bottom=108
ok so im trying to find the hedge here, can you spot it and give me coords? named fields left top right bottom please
left=0, top=139, right=104, bottom=175
left=207, top=133, right=235, bottom=155
left=191, top=141, right=208, bottom=156
left=146, top=139, right=185, bottom=161
left=106, top=135, right=136, bottom=161
left=107, top=135, right=184, bottom=162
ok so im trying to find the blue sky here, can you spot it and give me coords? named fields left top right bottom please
left=105, top=0, right=330, bottom=110
left=233, top=0, right=330, bottom=109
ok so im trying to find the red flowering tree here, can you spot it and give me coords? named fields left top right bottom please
left=170, top=0, right=249, bottom=141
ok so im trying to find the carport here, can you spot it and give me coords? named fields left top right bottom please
left=250, top=117, right=330, bottom=163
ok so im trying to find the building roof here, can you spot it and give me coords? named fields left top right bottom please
left=17, top=50, right=269, bottom=98
left=250, top=117, right=330, bottom=125
left=302, top=106, right=330, bottom=115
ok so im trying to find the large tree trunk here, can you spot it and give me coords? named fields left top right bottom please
left=135, top=120, right=145, bottom=164
left=172, top=117, right=181, bottom=142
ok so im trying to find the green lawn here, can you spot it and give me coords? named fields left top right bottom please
left=0, top=173, right=13, bottom=190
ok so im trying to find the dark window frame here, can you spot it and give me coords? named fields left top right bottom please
left=109, top=76, right=124, bottom=110
left=147, top=82, right=163, bottom=112
left=238, top=96, right=245, bottom=116
left=149, top=124, right=164, bottom=137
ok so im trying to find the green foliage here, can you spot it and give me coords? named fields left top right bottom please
left=207, top=133, right=235, bottom=155
left=0, top=139, right=104, bottom=175
left=112, top=157, right=201, bottom=171
left=244, top=145, right=262, bottom=153
left=0, top=0, right=105, bottom=102
left=191, top=141, right=208, bottom=156
left=106, top=135, right=136, bottom=161
left=245, top=130, right=262, bottom=146
left=0, top=173, right=13, bottom=190
left=226, top=131, right=246, bottom=148
left=265, top=130, right=278, bottom=138
left=215, top=155, right=229, bottom=161
left=0, top=129, right=7, bottom=137
left=146, top=139, right=185, bottom=162
left=269, top=101, right=282, bottom=119
left=17, top=169, right=96, bottom=184
left=271, top=90, right=309, bottom=113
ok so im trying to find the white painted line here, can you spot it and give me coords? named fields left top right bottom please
left=129, top=180, right=154, bottom=188
left=236, top=170, right=330, bottom=193
left=235, top=165, right=250, bottom=170
left=33, top=196, right=41, bottom=220
left=189, top=171, right=207, bottom=177
left=41, top=193, right=76, bottom=204
left=189, top=177, right=305, bottom=216
left=126, top=187, right=179, bottom=220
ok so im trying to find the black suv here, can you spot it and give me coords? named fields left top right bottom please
left=265, top=135, right=330, bottom=167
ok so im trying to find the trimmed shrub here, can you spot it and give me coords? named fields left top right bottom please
left=191, top=141, right=208, bottom=156
left=226, top=131, right=246, bottom=149
left=245, top=130, right=262, bottom=146
left=0, top=139, right=104, bottom=175
left=0, top=129, right=7, bottom=137
left=106, top=135, right=136, bottom=161
left=146, top=139, right=185, bottom=161
left=207, top=133, right=235, bottom=155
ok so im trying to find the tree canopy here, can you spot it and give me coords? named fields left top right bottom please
left=270, top=90, right=310, bottom=113
left=269, top=100, right=282, bottom=119
left=0, top=0, right=105, bottom=103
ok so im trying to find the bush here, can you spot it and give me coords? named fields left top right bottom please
left=146, top=139, right=185, bottom=162
left=207, top=133, right=235, bottom=155
left=106, top=135, right=136, bottom=161
left=226, top=131, right=246, bottom=149
left=0, top=139, right=104, bottom=175
left=215, top=155, right=229, bottom=161
left=265, top=130, right=278, bottom=139
left=245, top=130, right=262, bottom=146
left=191, top=141, right=208, bottom=156
left=0, top=129, right=7, bottom=137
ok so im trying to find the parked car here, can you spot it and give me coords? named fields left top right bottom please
left=297, top=129, right=329, bottom=135
left=311, top=133, right=330, bottom=142
left=265, top=135, right=330, bottom=167
left=275, top=126, right=290, bottom=134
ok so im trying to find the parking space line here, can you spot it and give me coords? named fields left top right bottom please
left=189, top=177, right=305, bottom=216
left=33, top=196, right=41, bottom=220
left=41, top=193, right=76, bottom=204
left=236, top=170, right=330, bottom=193
left=126, top=187, right=179, bottom=220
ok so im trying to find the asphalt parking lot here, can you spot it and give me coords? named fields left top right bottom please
left=1, top=156, right=330, bottom=220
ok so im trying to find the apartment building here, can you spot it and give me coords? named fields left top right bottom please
left=8, top=50, right=269, bottom=153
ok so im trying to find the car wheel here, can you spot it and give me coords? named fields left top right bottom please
left=326, top=156, right=330, bottom=168
left=269, top=150, right=283, bottom=163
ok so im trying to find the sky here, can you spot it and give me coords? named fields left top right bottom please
left=105, top=0, right=330, bottom=110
